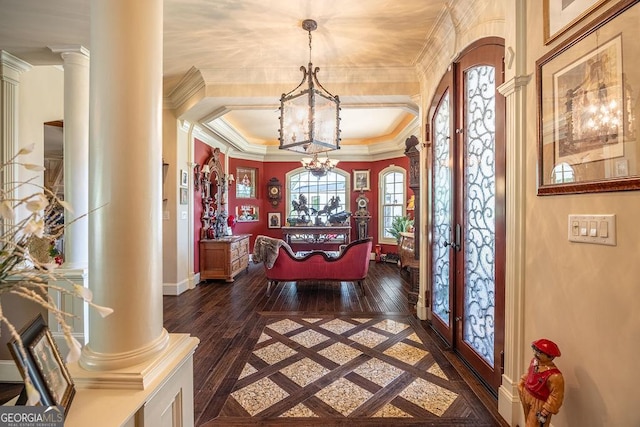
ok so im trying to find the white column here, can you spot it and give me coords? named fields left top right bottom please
left=497, top=0, right=529, bottom=425
left=49, top=46, right=90, bottom=269
left=81, top=0, right=168, bottom=370
left=0, top=51, right=31, bottom=232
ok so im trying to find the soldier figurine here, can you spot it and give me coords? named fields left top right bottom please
left=518, top=339, right=565, bottom=427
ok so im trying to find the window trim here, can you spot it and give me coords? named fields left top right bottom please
left=378, top=166, right=407, bottom=245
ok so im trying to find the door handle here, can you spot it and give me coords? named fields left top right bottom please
left=443, top=224, right=461, bottom=251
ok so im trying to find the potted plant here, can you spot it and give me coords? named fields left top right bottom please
left=387, top=216, right=414, bottom=244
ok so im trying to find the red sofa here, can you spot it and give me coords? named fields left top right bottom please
left=253, top=236, right=372, bottom=296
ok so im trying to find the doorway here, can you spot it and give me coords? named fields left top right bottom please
left=428, top=38, right=505, bottom=394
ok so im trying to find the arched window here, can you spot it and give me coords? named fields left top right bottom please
left=286, top=168, right=349, bottom=225
left=378, top=166, right=406, bottom=244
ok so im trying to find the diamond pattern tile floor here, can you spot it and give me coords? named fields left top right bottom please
left=208, top=313, right=501, bottom=425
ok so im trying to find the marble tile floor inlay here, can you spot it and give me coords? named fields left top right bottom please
left=213, top=314, right=500, bottom=425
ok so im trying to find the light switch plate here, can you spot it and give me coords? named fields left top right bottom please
left=568, top=214, right=616, bottom=246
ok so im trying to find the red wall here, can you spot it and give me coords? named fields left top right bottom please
left=192, top=146, right=413, bottom=273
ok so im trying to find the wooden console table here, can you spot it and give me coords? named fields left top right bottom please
left=199, top=234, right=250, bottom=282
left=282, top=226, right=351, bottom=245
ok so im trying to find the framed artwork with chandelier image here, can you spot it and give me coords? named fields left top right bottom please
left=536, top=0, right=640, bottom=195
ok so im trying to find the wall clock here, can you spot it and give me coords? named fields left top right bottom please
left=267, top=177, right=282, bottom=207
left=355, top=192, right=369, bottom=214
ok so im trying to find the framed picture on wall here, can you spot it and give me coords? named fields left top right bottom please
left=236, top=205, right=259, bottom=222
left=353, top=170, right=370, bottom=191
left=180, top=187, right=188, bottom=205
left=236, top=167, right=257, bottom=199
left=180, top=169, right=188, bottom=187
left=536, top=0, right=640, bottom=195
left=268, top=212, right=281, bottom=228
left=543, top=0, right=608, bottom=44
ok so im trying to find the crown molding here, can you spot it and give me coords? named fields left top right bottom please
left=165, top=66, right=205, bottom=110
left=0, top=50, right=32, bottom=82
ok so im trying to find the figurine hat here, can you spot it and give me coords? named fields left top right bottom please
left=532, top=338, right=561, bottom=357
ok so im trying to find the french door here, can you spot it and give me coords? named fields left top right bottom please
left=428, top=38, right=505, bottom=394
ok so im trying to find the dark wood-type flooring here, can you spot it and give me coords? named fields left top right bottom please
left=0, top=261, right=509, bottom=426
left=164, top=261, right=509, bottom=426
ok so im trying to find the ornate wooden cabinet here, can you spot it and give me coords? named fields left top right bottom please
left=199, top=234, right=251, bottom=282
left=404, top=135, right=421, bottom=305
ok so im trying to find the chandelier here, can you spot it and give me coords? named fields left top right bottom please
left=279, top=19, right=341, bottom=154
left=301, top=153, right=339, bottom=178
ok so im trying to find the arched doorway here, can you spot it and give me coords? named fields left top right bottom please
left=427, top=38, right=506, bottom=394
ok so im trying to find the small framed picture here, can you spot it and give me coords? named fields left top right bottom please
left=236, top=167, right=257, bottom=199
left=353, top=170, right=370, bottom=191
left=236, top=205, right=259, bottom=222
left=180, top=169, right=188, bottom=187
left=8, top=314, right=75, bottom=415
left=268, top=212, right=281, bottom=229
left=180, top=187, right=188, bottom=205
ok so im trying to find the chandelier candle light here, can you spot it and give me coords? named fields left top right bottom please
left=279, top=19, right=341, bottom=154
left=301, top=153, right=339, bottom=178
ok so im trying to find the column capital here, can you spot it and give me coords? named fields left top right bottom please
left=497, top=74, right=531, bottom=97
left=49, top=45, right=90, bottom=60
left=0, top=50, right=32, bottom=82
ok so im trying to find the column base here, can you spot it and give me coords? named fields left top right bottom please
left=65, top=333, right=199, bottom=427
left=498, top=373, right=525, bottom=426
left=73, top=329, right=175, bottom=388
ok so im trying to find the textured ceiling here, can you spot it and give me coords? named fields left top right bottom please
left=0, top=0, right=450, bottom=153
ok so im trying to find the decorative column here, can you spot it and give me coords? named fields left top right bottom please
left=80, top=0, right=169, bottom=371
left=0, top=51, right=31, bottom=232
left=49, top=46, right=90, bottom=269
left=46, top=46, right=91, bottom=349
left=497, top=0, right=529, bottom=425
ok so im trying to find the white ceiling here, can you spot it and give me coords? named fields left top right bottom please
left=0, top=0, right=450, bottom=156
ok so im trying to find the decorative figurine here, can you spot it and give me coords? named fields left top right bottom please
left=518, top=339, right=565, bottom=427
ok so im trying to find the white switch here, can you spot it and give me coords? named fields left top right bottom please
left=580, top=221, right=588, bottom=236
left=571, top=221, right=579, bottom=236
left=599, top=221, right=608, bottom=238
left=589, top=221, right=597, bottom=237
left=181, top=211, right=187, bottom=220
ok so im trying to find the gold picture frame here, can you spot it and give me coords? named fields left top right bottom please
left=353, top=170, right=370, bottom=191
left=536, top=0, right=640, bottom=195
left=236, top=205, right=259, bottom=222
left=268, top=212, right=281, bottom=229
left=543, top=0, right=608, bottom=44
left=236, top=167, right=257, bottom=199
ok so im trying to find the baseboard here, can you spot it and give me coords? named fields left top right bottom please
left=0, top=360, right=23, bottom=382
left=163, top=278, right=190, bottom=296
left=498, top=376, right=524, bottom=426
